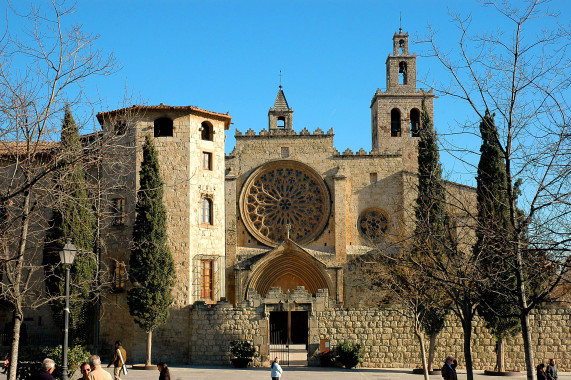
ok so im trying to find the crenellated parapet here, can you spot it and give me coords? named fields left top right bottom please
left=333, top=147, right=402, bottom=159
left=235, top=127, right=334, bottom=138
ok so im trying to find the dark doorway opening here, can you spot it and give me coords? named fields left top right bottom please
left=269, top=311, right=308, bottom=345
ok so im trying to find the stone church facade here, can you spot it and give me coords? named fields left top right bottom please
left=94, top=31, right=570, bottom=369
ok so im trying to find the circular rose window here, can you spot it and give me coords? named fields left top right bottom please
left=240, top=160, right=331, bottom=247
left=358, top=208, right=390, bottom=242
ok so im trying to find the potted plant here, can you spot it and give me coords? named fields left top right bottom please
left=229, top=339, right=256, bottom=368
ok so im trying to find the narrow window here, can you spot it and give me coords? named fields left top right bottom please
left=399, top=39, right=405, bottom=55
left=370, top=173, right=378, bottom=184
left=201, top=259, right=214, bottom=300
left=281, top=147, right=290, bottom=158
left=410, top=108, right=421, bottom=137
left=111, top=198, right=125, bottom=226
left=277, top=116, right=286, bottom=128
left=201, top=121, right=213, bottom=141
left=391, top=108, right=402, bottom=137
left=201, top=197, right=213, bottom=225
left=202, top=152, right=212, bottom=170
left=154, top=117, right=173, bottom=137
left=399, top=62, right=408, bottom=85
left=112, top=260, right=126, bottom=292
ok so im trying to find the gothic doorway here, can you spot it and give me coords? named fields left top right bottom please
left=269, top=311, right=308, bottom=345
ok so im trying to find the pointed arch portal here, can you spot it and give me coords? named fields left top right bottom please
left=246, top=249, right=332, bottom=299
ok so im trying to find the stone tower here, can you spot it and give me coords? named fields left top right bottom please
left=268, top=85, right=293, bottom=132
left=370, top=30, right=435, bottom=169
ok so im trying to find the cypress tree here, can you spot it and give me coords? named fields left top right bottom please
left=474, top=110, right=519, bottom=372
left=43, top=107, right=97, bottom=344
left=412, top=98, right=453, bottom=374
left=127, top=135, right=175, bottom=366
left=414, top=98, right=451, bottom=253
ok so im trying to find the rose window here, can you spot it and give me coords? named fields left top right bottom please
left=240, top=160, right=330, bottom=247
left=358, top=208, right=389, bottom=242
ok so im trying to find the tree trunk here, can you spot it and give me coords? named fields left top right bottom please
left=461, top=305, right=474, bottom=380
left=8, top=191, right=31, bottom=380
left=414, top=318, right=430, bottom=380
left=520, top=312, right=535, bottom=380
left=8, top=310, right=22, bottom=380
left=145, top=330, right=152, bottom=366
left=496, top=338, right=505, bottom=372
left=428, top=333, right=437, bottom=371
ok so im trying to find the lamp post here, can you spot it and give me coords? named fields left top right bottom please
left=59, top=239, right=77, bottom=380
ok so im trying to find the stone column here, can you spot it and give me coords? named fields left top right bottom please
left=333, top=169, right=348, bottom=266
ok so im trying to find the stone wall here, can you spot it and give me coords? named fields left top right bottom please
left=189, top=303, right=571, bottom=371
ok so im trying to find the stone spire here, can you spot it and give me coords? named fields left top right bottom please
left=268, top=84, right=293, bottom=131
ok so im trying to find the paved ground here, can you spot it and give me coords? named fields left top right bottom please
left=4, top=366, right=569, bottom=380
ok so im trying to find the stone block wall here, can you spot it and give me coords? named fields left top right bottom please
left=188, top=303, right=570, bottom=371
left=315, top=307, right=570, bottom=371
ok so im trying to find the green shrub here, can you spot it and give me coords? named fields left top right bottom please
left=335, top=341, right=362, bottom=369
left=41, top=345, right=91, bottom=380
left=318, top=350, right=336, bottom=367
left=229, top=339, right=256, bottom=368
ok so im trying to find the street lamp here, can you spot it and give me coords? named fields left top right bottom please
left=59, top=239, right=77, bottom=380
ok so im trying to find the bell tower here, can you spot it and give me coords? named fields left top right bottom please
left=371, top=30, right=435, bottom=166
left=268, top=85, right=293, bottom=132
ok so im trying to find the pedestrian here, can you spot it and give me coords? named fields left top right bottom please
left=537, top=363, right=547, bottom=380
left=441, top=356, right=458, bottom=380
left=79, top=362, right=91, bottom=380
left=270, top=356, right=282, bottom=380
left=88, top=355, right=112, bottom=380
left=157, top=362, right=170, bottom=380
left=30, top=358, right=56, bottom=380
left=107, top=340, right=127, bottom=380
left=546, top=359, right=558, bottom=380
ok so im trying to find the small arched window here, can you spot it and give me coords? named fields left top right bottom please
left=154, top=117, right=173, bottom=137
left=399, top=39, right=405, bottom=55
left=410, top=108, right=421, bottom=137
left=201, top=121, right=213, bottom=141
left=277, top=116, right=286, bottom=128
left=399, top=61, right=408, bottom=85
left=391, top=108, right=401, bottom=137
left=201, top=197, right=213, bottom=225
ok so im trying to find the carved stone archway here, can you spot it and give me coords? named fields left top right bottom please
left=244, top=240, right=334, bottom=300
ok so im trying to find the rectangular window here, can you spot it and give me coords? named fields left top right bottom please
left=201, top=259, right=214, bottom=300
left=370, top=173, right=377, bottom=184
left=111, top=198, right=125, bottom=226
left=112, top=260, right=126, bottom=292
left=202, top=152, right=212, bottom=170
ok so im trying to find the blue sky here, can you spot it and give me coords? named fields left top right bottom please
left=3, top=0, right=570, bottom=186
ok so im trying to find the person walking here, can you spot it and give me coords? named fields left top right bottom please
left=157, top=362, right=170, bottom=380
left=546, top=359, right=558, bottom=380
left=270, top=357, right=282, bottom=380
left=30, top=358, right=56, bottom=380
left=107, top=341, right=127, bottom=380
left=88, top=355, right=112, bottom=380
left=441, top=356, right=458, bottom=380
left=537, top=363, right=547, bottom=380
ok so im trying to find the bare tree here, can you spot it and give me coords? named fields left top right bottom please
left=421, top=1, right=571, bottom=379
left=0, top=1, right=118, bottom=378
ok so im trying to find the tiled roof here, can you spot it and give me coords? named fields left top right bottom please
left=273, top=88, right=290, bottom=110
left=96, top=104, right=232, bottom=130
left=0, top=141, right=59, bottom=157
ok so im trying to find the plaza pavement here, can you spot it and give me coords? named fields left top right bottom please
left=4, top=366, right=570, bottom=380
